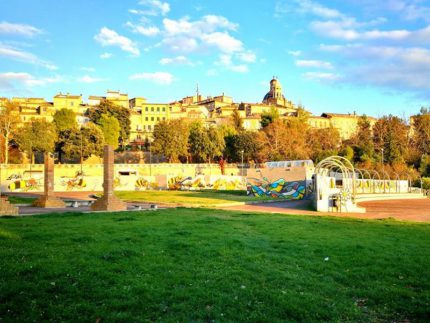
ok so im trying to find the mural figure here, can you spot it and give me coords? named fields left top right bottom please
left=247, top=178, right=307, bottom=200
left=60, top=171, right=87, bottom=191
left=6, top=172, right=43, bottom=192
left=167, top=175, right=244, bottom=191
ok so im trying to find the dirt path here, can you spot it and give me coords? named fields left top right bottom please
left=220, top=199, right=430, bottom=223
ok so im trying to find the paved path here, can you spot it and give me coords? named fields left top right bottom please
left=220, top=199, right=430, bottom=223
left=4, top=192, right=430, bottom=222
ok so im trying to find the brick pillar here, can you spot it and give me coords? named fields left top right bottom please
left=33, top=152, right=65, bottom=208
left=91, top=145, right=127, bottom=211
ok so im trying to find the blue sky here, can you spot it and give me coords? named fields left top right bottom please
left=1, top=0, right=429, bottom=118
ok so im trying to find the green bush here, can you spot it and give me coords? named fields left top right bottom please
left=421, top=177, right=430, bottom=190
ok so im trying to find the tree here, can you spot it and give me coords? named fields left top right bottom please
left=256, top=119, right=310, bottom=161
left=351, top=115, right=375, bottom=163
left=227, top=130, right=261, bottom=163
left=0, top=101, right=20, bottom=164
left=98, top=114, right=120, bottom=149
left=419, top=154, right=430, bottom=177
left=87, top=101, right=130, bottom=146
left=260, top=107, right=279, bottom=128
left=53, top=108, right=77, bottom=132
left=373, top=115, right=409, bottom=164
left=411, top=111, right=430, bottom=156
left=230, top=108, right=243, bottom=131
left=307, top=127, right=340, bottom=162
left=62, top=123, right=105, bottom=161
left=188, top=122, right=225, bottom=163
left=53, top=108, right=78, bottom=163
left=340, top=145, right=354, bottom=162
left=206, top=126, right=225, bottom=163
left=15, top=120, right=57, bottom=163
left=188, top=121, right=209, bottom=163
left=151, top=119, right=189, bottom=162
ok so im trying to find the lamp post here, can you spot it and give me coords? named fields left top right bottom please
left=240, top=150, right=244, bottom=177
left=80, top=129, right=83, bottom=175
left=149, top=140, right=152, bottom=176
left=381, top=148, right=385, bottom=193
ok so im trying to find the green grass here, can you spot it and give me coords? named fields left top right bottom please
left=4, top=196, right=36, bottom=204
left=0, top=209, right=429, bottom=322
left=116, top=189, right=274, bottom=206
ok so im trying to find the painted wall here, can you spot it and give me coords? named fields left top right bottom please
left=246, top=166, right=313, bottom=200
left=0, top=164, right=245, bottom=192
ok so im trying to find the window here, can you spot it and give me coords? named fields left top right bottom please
left=156, top=107, right=160, bottom=112
left=145, top=117, right=148, bottom=121
left=169, top=107, right=172, bottom=112
left=163, top=117, right=166, bottom=120
left=148, top=125, right=152, bottom=130
left=151, top=107, right=154, bottom=112
left=157, top=117, right=160, bottom=121
left=70, top=102, right=74, bottom=106
left=151, top=117, right=154, bottom=121
left=145, top=107, right=148, bottom=111
left=162, top=107, right=166, bottom=112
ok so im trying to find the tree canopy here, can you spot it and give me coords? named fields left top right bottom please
left=87, top=101, right=130, bottom=146
left=98, top=114, right=120, bottom=149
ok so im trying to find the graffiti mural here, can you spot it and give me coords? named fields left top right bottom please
left=59, top=172, right=87, bottom=191
left=168, top=175, right=245, bottom=191
left=246, top=178, right=307, bottom=200
left=5, top=171, right=43, bottom=192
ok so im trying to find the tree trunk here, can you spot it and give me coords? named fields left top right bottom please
left=4, top=132, right=9, bottom=165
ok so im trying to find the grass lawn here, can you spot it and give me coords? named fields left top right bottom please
left=1, top=209, right=429, bottom=322
left=116, top=190, right=275, bottom=207
left=4, top=196, right=37, bottom=205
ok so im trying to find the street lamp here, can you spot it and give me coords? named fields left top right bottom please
left=149, top=140, right=152, bottom=176
left=240, top=150, right=244, bottom=177
left=80, top=129, right=83, bottom=175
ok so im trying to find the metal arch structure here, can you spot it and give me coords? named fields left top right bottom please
left=315, top=156, right=357, bottom=199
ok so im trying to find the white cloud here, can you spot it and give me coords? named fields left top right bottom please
left=125, top=21, right=160, bottom=37
left=159, top=55, right=193, bottom=65
left=136, top=0, right=170, bottom=16
left=296, top=59, right=333, bottom=69
left=0, top=72, right=62, bottom=90
left=0, top=44, right=57, bottom=70
left=159, top=16, right=243, bottom=54
left=161, top=37, right=199, bottom=52
left=0, top=21, right=42, bottom=37
left=216, top=54, right=249, bottom=73
left=80, top=67, right=96, bottom=72
left=100, top=52, right=112, bottom=59
left=275, top=0, right=344, bottom=19
left=129, top=72, right=174, bottom=84
left=304, top=72, right=341, bottom=81
left=319, top=44, right=430, bottom=92
left=200, top=32, right=243, bottom=53
left=78, top=75, right=106, bottom=83
left=94, top=27, right=140, bottom=56
left=237, top=51, right=256, bottom=63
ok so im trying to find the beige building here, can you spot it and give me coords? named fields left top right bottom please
left=1, top=78, right=379, bottom=147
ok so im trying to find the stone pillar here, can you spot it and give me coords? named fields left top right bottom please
left=91, top=145, right=127, bottom=211
left=33, top=152, right=65, bottom=208
left=0, top=196, right=19, bottom=216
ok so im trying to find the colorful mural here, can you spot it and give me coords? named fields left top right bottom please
left=168, top=175, right=244, bottom=191
left=5, top=172, right=43, bottom=192
left=247, top=178, right=307, bottom=200
left=59, top=172, right=87, bottom=191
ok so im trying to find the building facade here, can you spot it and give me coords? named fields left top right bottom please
left=0, top=78, right=377, bottom=145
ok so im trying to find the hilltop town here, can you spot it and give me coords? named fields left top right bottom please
left=0, top=78, right=374, bottom=147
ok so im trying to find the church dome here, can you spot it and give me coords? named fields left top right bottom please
left=263, top=77, right=286, bottom=103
